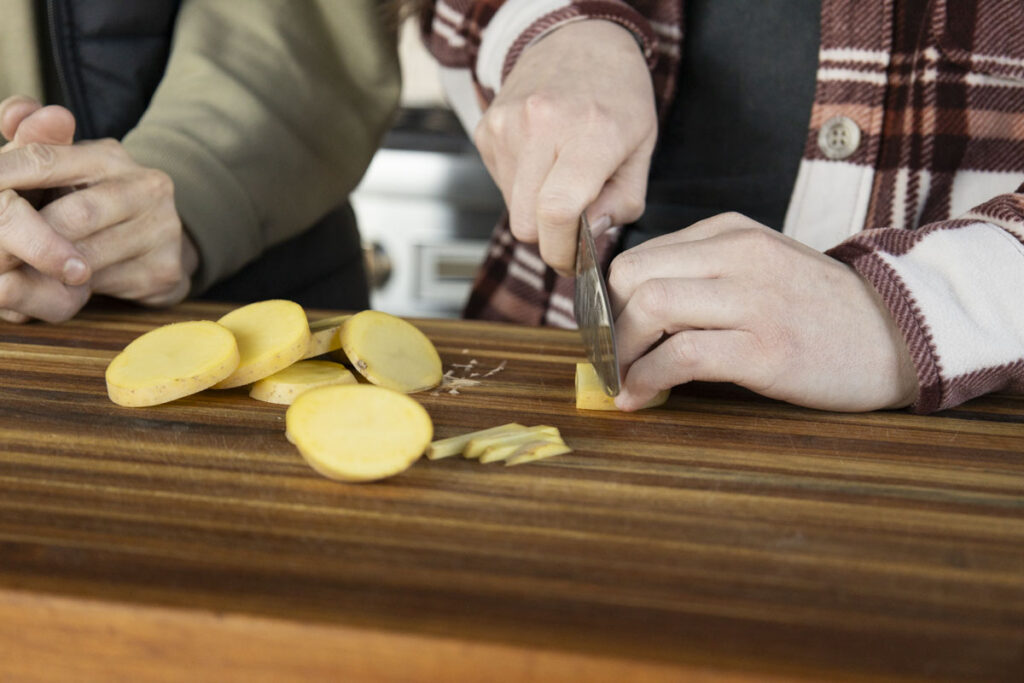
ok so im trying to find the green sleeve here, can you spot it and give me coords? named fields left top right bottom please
left=122, top=0, right=401, bottom=292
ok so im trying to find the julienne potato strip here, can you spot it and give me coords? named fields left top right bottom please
left=105, top=320, right=240, bottom=407
left=505, top=440, right=573, bottom=467
left=464, top=425, right=561, bottom=460
left=303, top=314, right=351, bottom=359
left=479, top=432, right=566, bottom=464
left=426, top=423, right=526, bottom=460
left=213, top=299, right=311, bottom=389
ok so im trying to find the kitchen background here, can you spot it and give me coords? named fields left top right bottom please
left=351, top=20, right=504, bottom=318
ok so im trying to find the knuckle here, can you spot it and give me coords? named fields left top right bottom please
left=523, top=93, right=557, bottom=126
left=608, top=252, right=642, bottom=292
left=58, top=194, right=98, bottom=230
left=476, top=109, right=505, bottom=145
left=620, top=190, right=646, bottom=222
left=150, top=252, right=184, bottom=289
left=21, top=142, right=56, bottom=175
left=141, top=167, right=174, bottom=198
left=0, top=274, right=17, bottom=307
left=632, top=279, right=672, bottom=319
left=535, top=195, right=579, bottom=229
left=96, top=137, right=124, bottom=156
left=664, top=332, right=702, bottom=369
left=0, top=189, right=23, bottom=229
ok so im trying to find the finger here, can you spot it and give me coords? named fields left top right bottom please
left=585, top=142, right=654, bottom=231
left=507, top=144, right=555, bottom=244
left=0, top=96, right=41, bottom=141
left=608, top=240, right=733, bottom=318
left=0, top=266, right=91, bottom=323
left=0, top=138, right=127, bottom=190
left=73, top=211, right=179, bottom=275
left=535, top=140, right=633, bottom=275
left=89, top=237, right=187, bottom=303
left=11, top=105, right=76, bottom=147
left=615, top=329, right=755, bottom=411
left=0, top=189, right=90, bottom=285
left=626, top=212, right=766, bottom=255
left=0, top=308, right=29, bottom=323
left=613, top=277, right=747, bottom=370
left=38, top=176, right=145, bottom=244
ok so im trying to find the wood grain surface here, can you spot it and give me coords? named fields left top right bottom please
left=0, top=300, right=1022, bottom=682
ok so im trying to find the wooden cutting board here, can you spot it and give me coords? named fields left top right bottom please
left=0, top=300, right=1022, bottom=682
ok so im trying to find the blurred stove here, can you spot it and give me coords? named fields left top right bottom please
left=351, top=107, right=504, bottom=318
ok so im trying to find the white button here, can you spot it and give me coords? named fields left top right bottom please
left=818, top=115, right=861, bottom=160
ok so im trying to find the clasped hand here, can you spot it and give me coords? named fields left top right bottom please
left=0, top=96, right=197, bottom=323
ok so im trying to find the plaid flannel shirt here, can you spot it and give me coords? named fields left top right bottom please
left=422, top=0, right=1024, bottom=413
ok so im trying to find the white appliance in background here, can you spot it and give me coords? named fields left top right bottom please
left=352, top=108, right=504, bottom=319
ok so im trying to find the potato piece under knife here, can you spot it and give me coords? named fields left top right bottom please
left=575, top=362, right=669, bottom=411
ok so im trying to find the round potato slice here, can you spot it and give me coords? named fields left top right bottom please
left=339, top=310, right=442, bottom=393
left=212, top=299, right=310, bottom=389
left=249, top=360, right=357, bottom=405
left=106, top=320, right=239, bottom=407
left=286, top=384, right=433, bottom=482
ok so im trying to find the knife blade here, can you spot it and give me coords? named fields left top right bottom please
left=573, top=213, right=621, bottom=397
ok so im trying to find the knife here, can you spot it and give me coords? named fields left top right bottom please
left=573, top=213, right=621, bottom=397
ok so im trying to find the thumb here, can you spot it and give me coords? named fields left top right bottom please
left=12, top=105, right=76, bottom=147
left=0, top=95, right=42, bottom=142
left=586, top=146, right=652, bottom=230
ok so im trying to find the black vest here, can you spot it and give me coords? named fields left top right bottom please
left=42, top=0, right=369, bottom=310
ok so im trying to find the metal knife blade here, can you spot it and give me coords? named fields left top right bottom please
left=573, top=213, right=621, bottom=397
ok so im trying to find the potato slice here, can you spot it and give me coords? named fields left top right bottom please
left=339, top=310, right=442, bottom=393
left=286, top=384, right=433, bottom=482
left=249, top=360, right=357, bottom=405
left=464, top=425, right=560, bottom=459
left=212, top=299, right=311, bottom=389
left=303, top=314, right=351, bottom=359
left=426, top=423, right=526, bottom=460
left=106, top=320, right=239, bottom=407
left=505, top=440, right=573, bottom=467
left=575, top=362, right=669, bottom=411
left=479, top=433, right=565, bottom=464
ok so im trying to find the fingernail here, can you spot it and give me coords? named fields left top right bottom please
left=62, top=257, right=89, bottom=285
left=591, top=215, right=612, bottom=236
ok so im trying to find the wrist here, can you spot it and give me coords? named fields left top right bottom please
left=478, top=0, right=656, bottom=94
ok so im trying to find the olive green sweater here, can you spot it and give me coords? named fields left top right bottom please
left=1, top=0, right=400, bottom=292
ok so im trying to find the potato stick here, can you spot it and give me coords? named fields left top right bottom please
left=464, top=425, right=560, bottom=459
left=426, top=423, right=526, bottom=460
left=479, top=434, right=565, bottom=464
left=505, top=441, right=574, bottom=467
